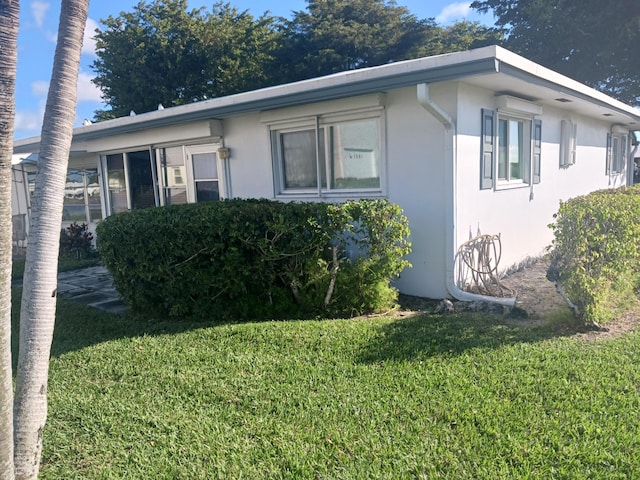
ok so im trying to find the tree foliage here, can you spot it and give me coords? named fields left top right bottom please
left=91, top=0, right=502, bottom=119
left=471, top=0, right=640, bottom=105
left=273, top=0, right=439, bottom=82
left=276, top=1, right=503, bottom=83
left=92, top=0, right=280, bottom=119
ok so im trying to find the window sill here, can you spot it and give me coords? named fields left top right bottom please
left=494, top=181, right=530, bottom=191
left=276, top=190, right=386, bottom=200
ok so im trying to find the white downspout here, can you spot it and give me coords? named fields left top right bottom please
left=417, top=83, right=516, bottom=307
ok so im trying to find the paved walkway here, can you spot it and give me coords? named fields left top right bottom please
left=56, top=266, right=128, bottom=315
left=13, top=265, right=128, bottom=314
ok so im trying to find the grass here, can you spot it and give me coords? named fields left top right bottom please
left=10, top=291, right=640, bottom=478
left=11, top=254, right=102, bottom=281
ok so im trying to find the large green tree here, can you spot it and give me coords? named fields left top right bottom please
left=91, top=0, right=503, bottom=119
left=92, top=0, right=280, bottom=120
left=472, top=0, right=640, bottom=105
left=432, top=20, right=503, bottom=53
left=274, top=0, right=440, bottom=82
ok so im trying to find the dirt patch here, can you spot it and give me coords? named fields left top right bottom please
left=399, top=257, right=640, bottom=341
left=500, top=258, right=570, bottom=320
left=501, top=258, right=640, bottom=340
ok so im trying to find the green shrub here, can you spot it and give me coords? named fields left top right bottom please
left=59, top=222, right=95, bottom=260
left=547, top=185, right=640, bottom=323
left=96, top=199, right=411, bottom=320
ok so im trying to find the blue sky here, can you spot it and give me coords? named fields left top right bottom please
left=14, top=1, right=494, bottom=139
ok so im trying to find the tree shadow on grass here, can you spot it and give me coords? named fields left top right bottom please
left=12, top=289, right=588, bottom=369
left=10, top=289, right=229, bottom=369
left=357, top=310, right=585, bottom=364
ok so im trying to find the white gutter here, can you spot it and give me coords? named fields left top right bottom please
left=417, top=83, right=516, bottom=307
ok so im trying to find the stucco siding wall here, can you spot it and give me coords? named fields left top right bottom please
left=382, top=85, right=455, bottom=299
left=223, top=87, right=454, bottom=298
left=455, top=83, right=627, bottom=273
left=222, top=113, right=274, bottom=199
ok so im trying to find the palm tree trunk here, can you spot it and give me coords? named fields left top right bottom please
left=13, top=1, right=89, bottom=478
left=0, top=2, right=19, bottom=479
left=0, top=0, right=20, bottom=480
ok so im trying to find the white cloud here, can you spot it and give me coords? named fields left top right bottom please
left=30, top=72, right=101, bottom=103
left=14, top=110, right=42, bottom=133
left=82, top=18, right=99, bottom=56
left=45, top=30, right=58, bottom=43
left=76, top=70, right=102, bottom=103
left=31, top=80, right=49, bottom=98
left=435, top=2, right=471, bottom=24
left=31, top=1, right=50, bottom=28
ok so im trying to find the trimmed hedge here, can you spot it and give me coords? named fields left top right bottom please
left=547, top=185, right=640, bottom=323
left=96, top=199, right=411, bottom=320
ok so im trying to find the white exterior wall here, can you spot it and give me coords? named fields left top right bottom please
left=221, top=113, right=274, bottom=199
left=455, top=83, right=627, bottom=273
left=219, top=87, right=454, bottom=299
left=384, top=85, right=452, bottom=298
left=57, top=81, right=634, bottom=300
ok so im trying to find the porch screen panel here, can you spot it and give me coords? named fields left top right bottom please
left=86, top=169, right=102, bottom=221
left=63, top=169, right=87, bottom=221
left=161, top=147, right=187, bottom=205
left=63, top=168, right=102, bottom=223
left=128, top=150, right=156, bottom=209
left=106, top=154, right=128, bottom=213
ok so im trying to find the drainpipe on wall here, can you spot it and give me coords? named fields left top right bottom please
left=417, top=83, right=516, bottom=307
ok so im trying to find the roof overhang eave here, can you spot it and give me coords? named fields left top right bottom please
left=14, top=56, right=501, bottom=151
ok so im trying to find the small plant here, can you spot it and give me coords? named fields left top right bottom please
left=60, top=222, right=95, bottom=260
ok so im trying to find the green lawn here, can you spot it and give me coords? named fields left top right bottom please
left=12, top=292, right=640, bottom=479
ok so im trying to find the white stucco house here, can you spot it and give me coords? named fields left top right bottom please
left=12, top=46, right=640, bottom=303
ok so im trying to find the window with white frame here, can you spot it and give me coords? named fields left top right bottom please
left=559, top=120, right=577, bottom=167
left=606, top=131, right=628, bottom=175
left=271, top=110, right=383, bottom=195
left=480, top=108, right=541, bottom=190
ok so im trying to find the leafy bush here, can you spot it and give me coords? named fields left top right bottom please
left=59, top=222, right=95, bottom=260
left=547, top=185, right=640, bottom=323
left=96, top=199, right=411, bottom=320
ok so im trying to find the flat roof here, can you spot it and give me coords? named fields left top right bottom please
left=14, top=45, right=640, bottom=153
